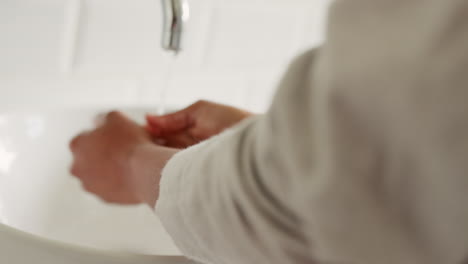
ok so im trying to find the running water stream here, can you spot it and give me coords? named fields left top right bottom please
left=157, top=54, right=177, bottom=115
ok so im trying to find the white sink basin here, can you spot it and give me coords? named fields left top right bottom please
left=0, top=107, right=192, bottom=263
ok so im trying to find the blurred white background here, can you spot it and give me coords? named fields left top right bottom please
left=0, top=0, right=330, bottom=113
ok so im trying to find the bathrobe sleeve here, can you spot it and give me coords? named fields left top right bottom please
left=156, top=1, right=468, bottom=264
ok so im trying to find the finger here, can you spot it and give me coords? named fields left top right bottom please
left=69, top=163, right=80, bottom=177
left=94, top=113, right=106, bottom=127
left=145, top=113, right=189, bottom=136
left=105, top=111, right=142, bottom=132
left=145, top=107, right=195, bottom=136
left=163, top=132, right=198, bottom=148
left=106, top=111, right=125, bottom=122
left=69, top=159, right=88, bottom=179
left=69, top=131, right=90, bottom=152
left=145, top=123, right=160, bottom=136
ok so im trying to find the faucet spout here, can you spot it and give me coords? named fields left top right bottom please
left=161, top=0, right=190, bottom=54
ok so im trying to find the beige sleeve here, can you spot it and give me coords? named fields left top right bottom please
left=156, top=49, right=320, bottom=264
left=156, top=1, right=468, bottom=264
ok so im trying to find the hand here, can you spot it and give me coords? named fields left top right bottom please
left=146, top=100, right=253, bottom=148
left=69, top=111, right=179, bottom=207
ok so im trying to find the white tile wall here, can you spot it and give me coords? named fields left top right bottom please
left=203, top=2, right=302, bottom=69
left=75, top=0, right=164, bottom=73
left=0, top=0, right=331, bottom=112
left=0, top=0, right=66, bottom=75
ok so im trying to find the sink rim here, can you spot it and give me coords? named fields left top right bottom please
left=0, top=221, right=188, bottom=260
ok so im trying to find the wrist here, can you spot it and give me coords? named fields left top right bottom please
left=130, top=143, right=179, bottom=208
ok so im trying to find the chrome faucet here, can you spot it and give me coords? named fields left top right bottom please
left=161, top=0, right=190, bottom=54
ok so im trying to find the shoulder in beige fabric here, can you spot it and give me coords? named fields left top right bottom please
left=156, top=1, right=468, bottom=263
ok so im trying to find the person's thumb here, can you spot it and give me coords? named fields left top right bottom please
left=145, top=109, right=192, bottom=136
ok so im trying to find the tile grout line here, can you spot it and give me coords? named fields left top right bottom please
left=60, top=0, right=82, bottom=74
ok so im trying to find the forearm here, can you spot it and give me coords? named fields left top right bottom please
left=157, top=117, right=294, bottom=263
left=130, top=144, right=179, bottom=208
left=156, top=50, right=319, bottom=264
